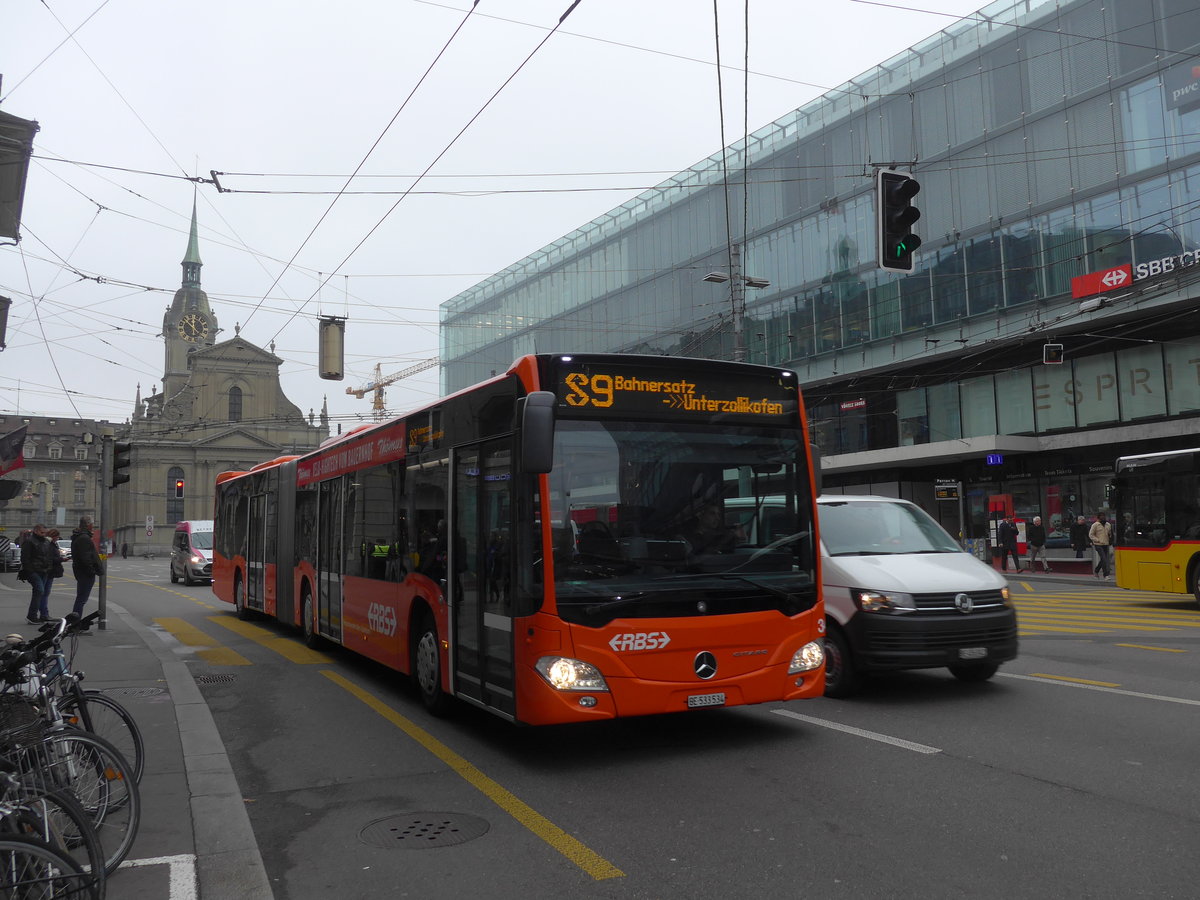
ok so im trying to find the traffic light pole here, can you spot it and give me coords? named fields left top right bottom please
left=97, top=437, right=109, bottom=632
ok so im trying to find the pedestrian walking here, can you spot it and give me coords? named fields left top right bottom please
left=18, top=523, right=56, bottom=624
left=1070, top=515, right=1089, bottom=559
left=1090, top=512, right=1114, bottom=578
left=997, top=516, right=1022, bottom=572
left=1027, top=516, right=1051, bottom=572
left=69, top=516, right=104, bottom=631
left=121, top=542, right=129, bottom=559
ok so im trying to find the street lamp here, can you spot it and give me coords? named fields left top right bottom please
left=700, top=244, right=770, bottom=362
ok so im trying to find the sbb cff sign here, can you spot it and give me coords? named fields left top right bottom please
left=1071, top=264, right=1131, bottom=299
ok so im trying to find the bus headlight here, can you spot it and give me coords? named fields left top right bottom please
left=788, top=640, right=824, bottom=674
left=535, top=656, right=610, bottom=692
left=855, top=589, right=916, bottom=614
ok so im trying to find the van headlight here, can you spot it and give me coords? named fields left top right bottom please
left=535, top=656, right=610, bottom=692
left=854, top=589, right=916, bottom=614
left=788, top=640, right=825, bottom=674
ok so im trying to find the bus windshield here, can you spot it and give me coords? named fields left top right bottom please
left=547, top=419, right=816, bottom=625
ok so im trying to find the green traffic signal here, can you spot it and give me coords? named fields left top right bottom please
left=877, top=170, right=921, bottom=272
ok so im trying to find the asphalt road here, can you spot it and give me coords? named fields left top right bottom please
left=108, top=562, right=1200, bottom=899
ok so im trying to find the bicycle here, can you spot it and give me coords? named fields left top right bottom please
left=37, top=614, right=145, bottom=784
left=0, top=624, right=140, bottom=877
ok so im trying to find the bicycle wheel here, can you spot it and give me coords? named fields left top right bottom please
left=0, top=833, right=96, bottom=899
left=26, top=731, right=140, bottom=876
left=11, top=789, right=106, bottom=899
left=58, top=691, right=144, bottom=785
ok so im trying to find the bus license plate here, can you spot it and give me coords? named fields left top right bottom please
left=688, top=692, right=726, bottom=709
left=958, top=647, right=987, bottom=660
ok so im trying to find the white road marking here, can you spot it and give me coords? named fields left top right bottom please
left=771, top=709, right=941, bottom=754
left=119, top=854, right=197, bottom=899
left=998, top=672, right=1200, bottom=706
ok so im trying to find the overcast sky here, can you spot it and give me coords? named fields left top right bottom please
left=1, top=0, right=986, bottom=431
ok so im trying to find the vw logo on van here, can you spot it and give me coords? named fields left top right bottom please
left=954, top=592, right=974, bottom=614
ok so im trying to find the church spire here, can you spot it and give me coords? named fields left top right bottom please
left=181, top=196, right=203, bottom=288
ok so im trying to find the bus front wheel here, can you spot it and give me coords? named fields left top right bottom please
left=413, top=611, right=452, bottom=716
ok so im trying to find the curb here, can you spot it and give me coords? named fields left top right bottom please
left=110, top=602, right=274, bottom=900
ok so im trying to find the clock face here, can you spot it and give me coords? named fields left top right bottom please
left=178, top=313, right=210, bottom=342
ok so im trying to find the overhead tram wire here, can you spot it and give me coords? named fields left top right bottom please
left=712, top=0, right=738, bottom=354
left=0, top=0, right=113, bottom=104
left=239, top=0, right=485, bottom=334
left=254, top=0, right=587, bottom=348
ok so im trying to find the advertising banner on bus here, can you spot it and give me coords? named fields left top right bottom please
left=296, top=420, right=407, bottom=486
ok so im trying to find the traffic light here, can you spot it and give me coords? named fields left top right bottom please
left=174, top=478, right=185, bottom=499
left=111, top=441, right=132, bottom=487
left=876, top=169, right=922, bottom=272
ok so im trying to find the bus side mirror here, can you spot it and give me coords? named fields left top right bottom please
left=810, top=443, right=822, bottom=496
left=520, top=391, right=556, bottom=474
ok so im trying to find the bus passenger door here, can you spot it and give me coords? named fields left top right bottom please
left=246, top=494, right=266, bottom=612
left=318, top=477, right=344, bottom=642
left=451, top=440, right=515, bottom=718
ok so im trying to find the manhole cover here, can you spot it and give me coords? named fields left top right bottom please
left=195, top=674, right=238, bottom=685
left=101, top=687, right=166, bottom=698
left=359, top=813, right=489, bottom=849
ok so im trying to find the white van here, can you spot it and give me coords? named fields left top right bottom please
left=728, top=495, right=1017, bottom=696
left=170, top=520, right=214, bottom=585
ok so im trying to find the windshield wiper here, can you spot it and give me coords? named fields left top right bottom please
left=709, top=573, right=805, bottom=603
left=580, top=592, right=650, bottom=615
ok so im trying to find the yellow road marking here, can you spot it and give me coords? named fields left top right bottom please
left=1115, top=643, right=1186, bottom=653
left=322, top=670, right=624, bottom=882
left=208, top=616, right=331, bottom=664
left=153, top=618, right=252, bottom=666
left=1017, top=626, right=1107, bottom=635
left=1029, top=673, right=1120, bottom=687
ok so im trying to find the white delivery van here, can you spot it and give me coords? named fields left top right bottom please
left=727, top=495, right=1017, bottom=696
left=170, top=520, right=214, bottom=586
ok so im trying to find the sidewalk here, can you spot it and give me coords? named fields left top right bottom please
left=0, top=570, right=272, bottom=899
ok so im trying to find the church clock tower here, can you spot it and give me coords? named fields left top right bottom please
left=161, top=199, right=218, bottom=405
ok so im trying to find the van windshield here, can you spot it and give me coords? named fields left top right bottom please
left=190, top=531, right=214, bottom=551
left=820, top=500, right=961, bottom=555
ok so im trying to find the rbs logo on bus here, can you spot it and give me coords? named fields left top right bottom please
left=608, top=631, right=671, bottom=652
left=368, top=603, right=398, bottom=637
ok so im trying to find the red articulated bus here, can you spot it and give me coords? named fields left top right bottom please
left=212, top=353, right=825, bottom=725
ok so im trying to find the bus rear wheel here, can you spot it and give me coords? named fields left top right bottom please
left=413, top=611, right=451, bottom=716
left=234, top=572, right=250, bottom=620
left=301, top=586, right=319, bottom=649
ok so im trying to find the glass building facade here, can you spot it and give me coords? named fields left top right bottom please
left=441, top=0, right=1200, bottom=541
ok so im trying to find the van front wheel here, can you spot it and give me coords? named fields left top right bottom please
left=948, top=662, right=999, bottom=682
left=822, top=627, right=861, bottom=698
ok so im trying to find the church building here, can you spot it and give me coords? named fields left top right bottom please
left=111, top=202, right=328, bottom=554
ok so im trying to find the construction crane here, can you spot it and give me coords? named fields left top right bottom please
left=346, top=357, right=439, bottom=421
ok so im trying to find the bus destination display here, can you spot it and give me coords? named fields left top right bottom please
left=555, top=362, right=797, bottom=423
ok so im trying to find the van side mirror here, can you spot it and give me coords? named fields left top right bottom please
left=810, top=443, right=822, bottom=496
left=520, top=391, right=556, bottom=474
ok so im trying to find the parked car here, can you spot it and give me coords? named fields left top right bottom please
left=56, top=539, right=73, bottom=561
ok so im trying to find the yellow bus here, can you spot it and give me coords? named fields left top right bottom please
left=1112, top=448, right=1200, bottom=604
